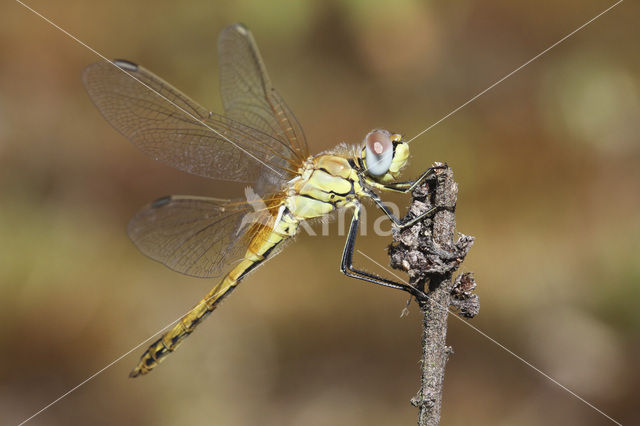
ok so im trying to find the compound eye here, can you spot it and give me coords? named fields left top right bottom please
left=364, top=129, right=393, bottom=177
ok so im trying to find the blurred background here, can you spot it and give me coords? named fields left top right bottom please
left=1, top=0, right=638, bottom=425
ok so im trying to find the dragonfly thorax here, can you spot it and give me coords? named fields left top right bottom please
left=283, top=154, right=360, bottom=222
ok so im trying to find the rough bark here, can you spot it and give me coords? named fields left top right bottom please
left=388, top=164, right=478, bottom=425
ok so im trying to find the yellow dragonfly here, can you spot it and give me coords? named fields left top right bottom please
left=83, top=23, right=441, bottom=377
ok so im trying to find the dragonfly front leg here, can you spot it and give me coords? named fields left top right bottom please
left=340, top=203, right=428, bottom=301
left=381, top=164, right=446, bottom=193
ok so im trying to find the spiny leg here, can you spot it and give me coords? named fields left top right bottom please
left=380, top=164, right=446, bottom=193
left=339, top=203, right=428, bottom=300
left=367, top=191, right=441, bottom=229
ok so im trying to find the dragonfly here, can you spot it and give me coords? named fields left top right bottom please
left=83, top=23, right=442, bottom=377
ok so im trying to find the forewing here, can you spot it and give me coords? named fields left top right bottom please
left=127, top=195, right=274, bottom=278
left=218, top=24, right=309, bottom=166
left=83, top=60, right=293, bottom=189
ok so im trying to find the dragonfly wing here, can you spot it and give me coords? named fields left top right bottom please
left=218, top=24, right=310, bottom=169
left=127, top=195, right=275, bottom=278
left=83, top=60, right=295, bottom=189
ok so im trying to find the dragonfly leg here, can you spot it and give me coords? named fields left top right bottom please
left=381, top=164, right=446, bottom=193
left=368, top=190, right=447, bottom=229
left=340, top=203, right=428, bottom=301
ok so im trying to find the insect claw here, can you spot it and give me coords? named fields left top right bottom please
left=413, top=288, right=429, bottom=302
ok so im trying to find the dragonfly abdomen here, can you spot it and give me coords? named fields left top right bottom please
left=130, top=225, right=292, bottom=377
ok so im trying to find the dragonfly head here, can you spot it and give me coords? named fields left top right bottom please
left=360, top=129, right=409, bottom=183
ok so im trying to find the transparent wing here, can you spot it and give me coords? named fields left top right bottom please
left=127, top=195, right=276, bottom=278
left=218, top=24, right=309, bottom=165
left=83, top=60, right=299, bottom=193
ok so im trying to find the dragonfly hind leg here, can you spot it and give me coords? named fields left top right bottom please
left=339, top=203, right=428, bottom=301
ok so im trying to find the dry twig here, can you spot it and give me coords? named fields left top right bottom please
left=388, top=164, right=478, bottom=425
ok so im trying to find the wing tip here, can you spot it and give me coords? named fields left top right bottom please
left=221, top=22, right=251, bottom=39
left=232, top=23, right=249, bottom=34
left=113, top=59, right=139, bottom=71
left=83, top=59, right=139, bottom=85
left=151, top=195, right=173, bottom=208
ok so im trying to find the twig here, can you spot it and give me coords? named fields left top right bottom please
left=388, top=164, right=477, bottom=425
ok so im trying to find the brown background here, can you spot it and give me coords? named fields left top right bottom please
left=1, top=1, right=638, bottom=425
